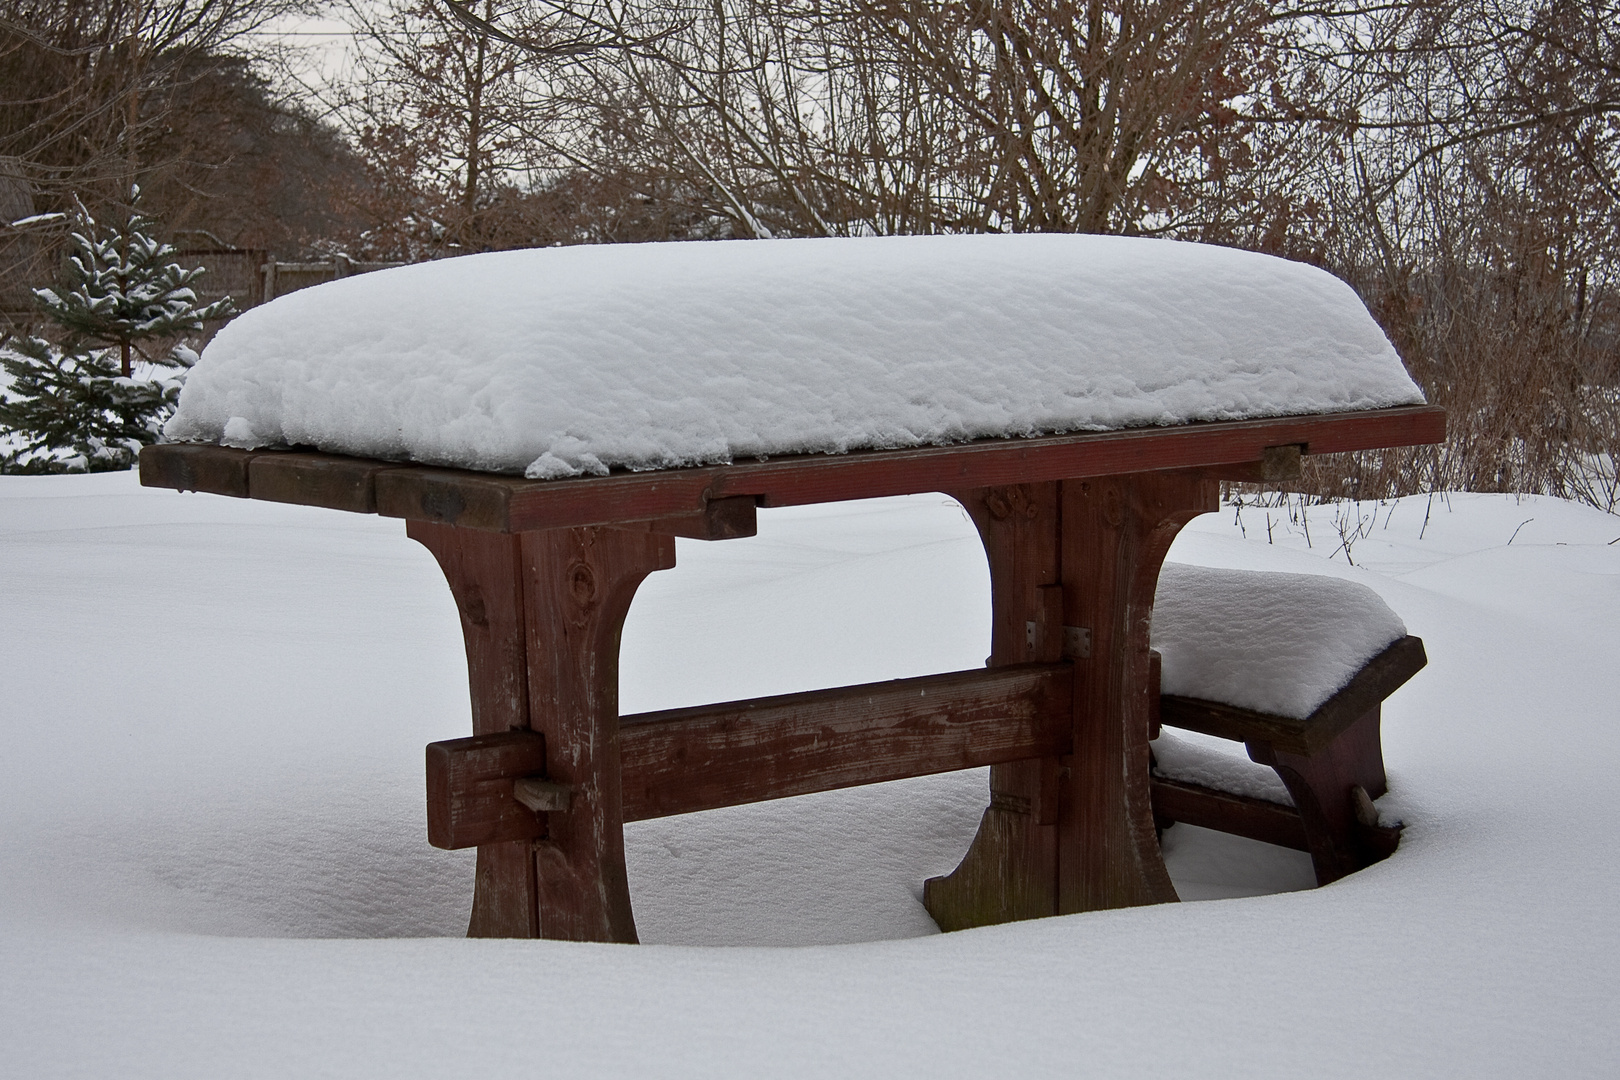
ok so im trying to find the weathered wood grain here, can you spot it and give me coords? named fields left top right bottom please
left=139, top=442, right=255, bottom=497
left=1247, top=707, right=1396, bottom=884
left=135, top=404, right=1441, bottom=939
left=426, top=730, right=548, bottom=849
left=377, top=467, right=539, bottom=531
left=1153, top=636, right=1416, bottom=885
left=618, top=663, right=1074, bottom=822
left=710, top=406, right=1443, bottom=511
left=248, top=452, right=394, bottom=513
left=923, top=483, right=1064, bottom=931
left=1057, top=470, right=1217, bottom=913
left=1158, top=635, right=1427, bottom=756
left=521, top=526, right=674, bottom=943
left=513, top=777, right=572, bottom=813
left=407, top=521, right=538, bottom=937
left=644, top=494, right=758, bottom=540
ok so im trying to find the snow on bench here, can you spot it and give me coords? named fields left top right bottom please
left=1148, top=562, right=1407, bottom=803
left=164, top=235, right=1424, bottom=478
left=1152, top=563, right=1407, bottom=721
left=1147, top=564, right=1422, bottom=881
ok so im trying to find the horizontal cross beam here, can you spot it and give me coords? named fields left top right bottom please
left=424, top=664, right=1074, bottom=847
left=617, top=663, right=1074, bottom=821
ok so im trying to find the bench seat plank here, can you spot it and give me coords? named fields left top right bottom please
left=1158, top=635, right=1427, bottom=757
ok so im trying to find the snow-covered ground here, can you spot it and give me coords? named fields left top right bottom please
left=2, top=472, right=1616, bottom=1077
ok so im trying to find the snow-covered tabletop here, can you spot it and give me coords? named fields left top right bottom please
left=166, top=235, right=1424, bottom=478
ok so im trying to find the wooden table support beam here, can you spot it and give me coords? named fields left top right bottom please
left=620, top=663, right=1072, bottom=820
left=924, top=471, right=1218, bottom=931
left=429, top=664, right=1074, bottom=844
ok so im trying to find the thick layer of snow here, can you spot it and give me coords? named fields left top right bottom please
left=1152, top=563, right=1407, bottom=718
left=166, top=236, right=1424, bottom=476
left=4, top=477, right=1618, bottom=1078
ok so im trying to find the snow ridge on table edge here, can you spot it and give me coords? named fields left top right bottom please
left=162, top=398, right=1428, bottom=480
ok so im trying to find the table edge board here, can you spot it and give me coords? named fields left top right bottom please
left=138, top=404, right=1445, bottom=531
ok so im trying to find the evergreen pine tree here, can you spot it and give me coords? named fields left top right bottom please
left=0, top=188, right=233, bottom=474
left=36, top=189, right=236, bottom=377
left=0, top=336, right=183, bottom=473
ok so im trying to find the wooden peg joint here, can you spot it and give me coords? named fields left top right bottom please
left=514, top=777, right=573, bottom=813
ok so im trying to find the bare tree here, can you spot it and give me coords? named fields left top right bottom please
left=434, top=0, right=1311, bottom=238
left=0, top=0, right=308, bottom=209
left=332, top=0, right=560, bottom=255
left=1245, top=0, right=1620, bottom=506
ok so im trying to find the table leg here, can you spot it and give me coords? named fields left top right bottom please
left=1058, top=471, right=1217, bottom=913
left=925, top=472, right=1216, bottom=930
left=412, top=521, right=673, bottom=941
left=924, top=483, right=1064, bottom=930
left=521, top=527, right=674, bottom=943
left=408, top=521, right=539, bottom=937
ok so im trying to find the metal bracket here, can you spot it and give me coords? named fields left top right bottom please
left=1062, top=626, right=1090, bottom=659
left=1027, top=622, right=1091, bottom=658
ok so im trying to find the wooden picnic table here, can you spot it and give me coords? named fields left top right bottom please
left=140, top=402, right=1443, bottom=941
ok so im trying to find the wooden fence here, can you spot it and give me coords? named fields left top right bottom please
left=3, top=248, right=404, bottom=343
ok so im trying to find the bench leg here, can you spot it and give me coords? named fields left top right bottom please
left=1248, top=706, right=1395, bottom=885
left=411, top=520, right=673, bottom=941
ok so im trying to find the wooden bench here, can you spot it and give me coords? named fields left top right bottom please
left=1148, top=632, right=1427, bottom=885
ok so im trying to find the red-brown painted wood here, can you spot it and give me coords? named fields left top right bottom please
left=645, top=495, right=759, bottom=540
left=248, top=452, right=392, bottom=513
left=1152, top=638, right=1411, bottom=884
left=1248, top=706, right=1393, bottom=884
left=139, top=442, right=255, bottom=496
left=712, top=407, right=1442, bottom=513
left=1148, top=776, right=1309, bottom=851
left=1058, top=470, right=1218, bottom=912
left=521, top=527, right=675, bottom=943
left=923, top=483, right=1065, bottom=931
left=408, top=521, right=540, bottom=937
left=1159, top=635, right=1427, bottom=756
left=618, top=663, right=1073, bottom=821
left=426, top=730, right=548, bottom=849
left=143, top=405, right=1444, bottom=533
left=137, top=404, right=1441, bottom=939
